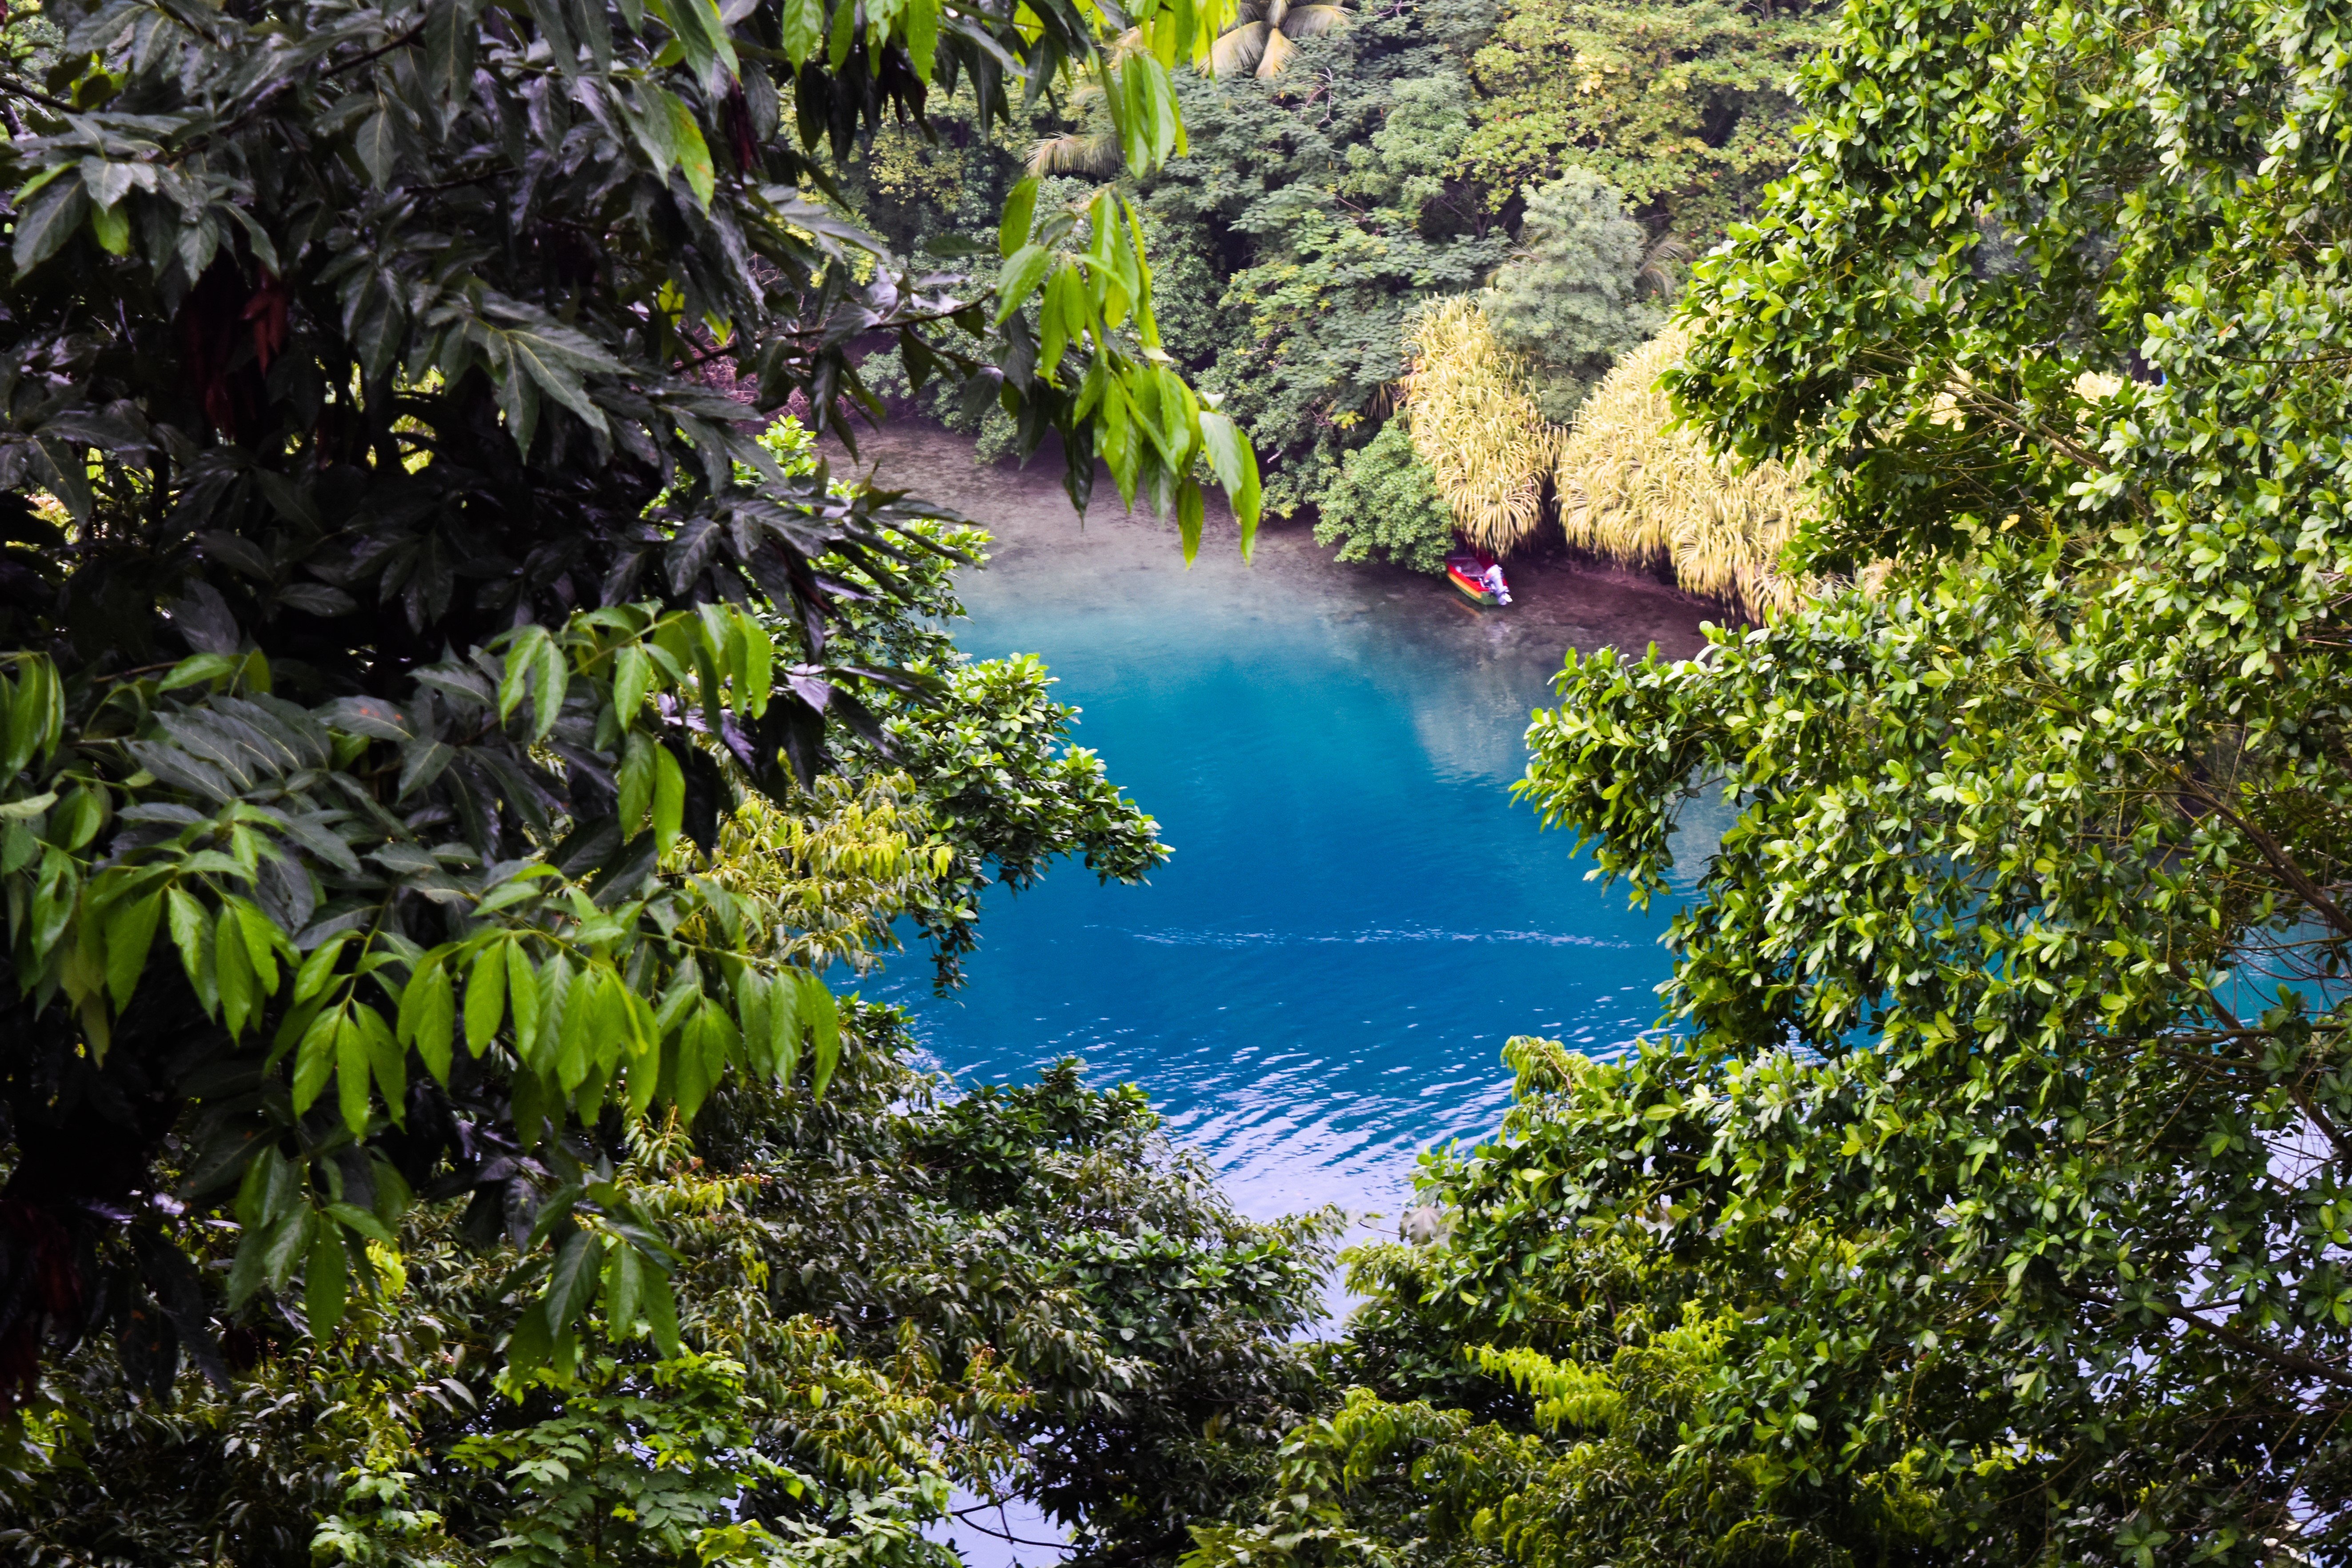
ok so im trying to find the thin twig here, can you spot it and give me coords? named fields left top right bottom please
left=2059, top=1279, right=2352, bottom=1390
left=0, top=69, right=77, bottom=115
left=947, top=1507, right=1069, bottom=1550
left=2176, top=771, right=2352, bottom=940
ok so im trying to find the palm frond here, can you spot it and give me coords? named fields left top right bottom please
left=1284, top=4, right=1348, bottom=38
left=1634, top=233, right=1693, bottom=298
left=1026, top=132, right=1123, bottom=177
left=1255, top=25, right=1298, bottom=77
left=1209, top=21, right=1268, bottom=76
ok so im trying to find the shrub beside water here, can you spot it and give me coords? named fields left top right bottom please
left=1311, top=423, right=1458, bottom=574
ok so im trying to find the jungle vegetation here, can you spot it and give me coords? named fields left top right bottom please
left=829, top=0, right=1833, bottom=579
left=12, top=0, right=2352, bottom=1560
left=1185, top=0, right=2352, bottom=1560
left=0, top=0, right=1312, bottom=1556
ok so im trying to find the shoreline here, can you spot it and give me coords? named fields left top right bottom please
left=823, top=418, right=1724, bottom=665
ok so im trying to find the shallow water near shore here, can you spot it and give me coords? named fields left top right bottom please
left=844, top=423, right=1722, bottom=1225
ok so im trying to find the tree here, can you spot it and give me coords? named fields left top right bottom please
left=1484, top=169, right=1665, bottom=424
left=0, top=578, right=1328, bottom=1561
left=1459, top=0, right=1833, bottom=247
left=0, top=0, right=1263, bottom=1417
left=1192, top=0, right=2352, bottom=1558
left=1514, top=0, right=2352, bottom=1555
left=1208, top=0, right=1347, bottom=80
left=4, top=1032, right=1335, bottom=1565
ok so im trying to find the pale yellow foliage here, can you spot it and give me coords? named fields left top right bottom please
left=1553, top=326, right=1822, bottom=621
left=698, top=774, right=954, bottom=975
left=1401, top=296, right=1560, bottom=555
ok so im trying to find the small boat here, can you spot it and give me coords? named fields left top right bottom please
left=1445, top=550, right=1512, bottom=607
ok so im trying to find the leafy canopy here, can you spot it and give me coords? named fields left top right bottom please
left=1309, top=419, right=1455, bottom=574
left=0, top=0, right=1259, bottom=1410
left=1196, top=0, right=2352, bottom=1558
left=1484, top=168, right=1664, bottom=425
left=1515, top=0, right=2352, bottom=1555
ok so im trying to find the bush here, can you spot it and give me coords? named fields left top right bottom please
left=1312, top=422, right=1457, bottom=573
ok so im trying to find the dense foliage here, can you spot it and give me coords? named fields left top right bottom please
left=51, top=0, right=2352, bottom=1557
left=1485, top=170, right=1666, bottom=425
left=1308, top=420, right=1454, bottom=574
left=1186, top=0, right=2352, bottom=1561
left=830, top=0, right=1831, bottom=551
left=0, top=0, right=1269, bottom=1454
left=1460, top=0, right=1826, bottom=243
left=5, top=1021, right=1331, bottom=1566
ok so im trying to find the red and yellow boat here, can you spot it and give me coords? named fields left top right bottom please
left=1444, top=550, right=1511, bottom=607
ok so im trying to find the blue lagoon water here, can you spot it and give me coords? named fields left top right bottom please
left=857, top=431, right=1719, bottom=1223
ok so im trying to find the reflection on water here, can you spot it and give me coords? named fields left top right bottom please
left=860, top=478, right=1716, bottom=1223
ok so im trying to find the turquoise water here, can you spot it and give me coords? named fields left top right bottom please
left=866, top=503, right=1710, bottom=1223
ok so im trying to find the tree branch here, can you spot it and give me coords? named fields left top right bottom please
left=2059, top=1279, right=2352, bottom=1390
left=2175, top=772, right=2352, bottom=941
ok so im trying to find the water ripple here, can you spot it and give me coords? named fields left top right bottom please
left=1119, top=923, right=1644, bottom=950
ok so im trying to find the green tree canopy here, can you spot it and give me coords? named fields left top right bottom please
left=1483, top=168, right=1663, bottom=423
left=1517, top=0, right=2352, bottom=1553
left=1192, top=0, right=2352, bottom=1559
left=0, top=0, right=1260, bottom=1418
left=1459, top=0, right=1832, bottom=246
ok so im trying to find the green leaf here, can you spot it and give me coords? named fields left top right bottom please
left=404, top=960, right=455, bottom=1085
left=651, top=745, right=685, bottom=853
left=498, top=626, right=550, bottom=724
left=336, top=1011, right=373, bottom=1135
left=542, top=1228, right=601, bottom=1349
left=356, top=100, right=399, bottom=189
left=531, top=632, right=569, bottom=739
left=603, top=1241, right=643, bottom=1337
left=671, top=1002, right=720, bottom=1123
left=234, top=901, right=282, bottom=996
left=226, top=1217, right=279, bottom=1309
left=324, top=1201, right=397, bottom=1246
left=554, top=966, right=595, bottom=1091
left=778, top=0, right=821, bottom=64
left=216, top=904, right=257, bottom=1038
left=421, top=0, right=479, bottom=114
left=102, top=892, right=161, bottom=1010
left=166, top=886, right=214, bottom=1015
left=995, top=244, right=1052, bottom=326
left=464, top=940, right=509, bottom=1054
left=0, top=657, right=59, bottom=777
left=617, top=730, right=656, bottom=834
left=293, top=931, right=353, bottom=1005
left=999, top=178, right=1039, bottom=261
left=644, top=0, right=739, bottom=88
left=612, top=642, right=653, bottom=722
left=506, top=941, right=541, bottom=1058
left=12, top=181, right=89, bottom=277
left=659, top=89, right=717, bottom=209
left=292, top=1004, right=340, bottom=1113
left=826, top=0, right=855, bottom=71
left=506, top=1293, right=553, bottom=1376
left=640, top=1260, right=682, bottom=1357
left=307, top=1221, right=349, bottom=1337
left=89, top=199, right=129, bottom=256
left=360, top=1003, right=405, bottom=1124
left=801, top=972, right=840, bottom=1098
left=1198, top=411, right=1261, bottom=556
left=1177, top=479, right=1206, bottom=565
left=732, top=607, right=773, bottom=716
